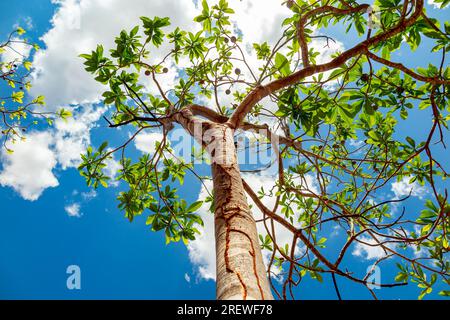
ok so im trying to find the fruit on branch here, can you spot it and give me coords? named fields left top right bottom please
left=360, top=73, right=369, bottom=82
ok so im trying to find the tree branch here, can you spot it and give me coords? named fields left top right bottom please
left=228, top=0, right=425, bottom=129
left=366, top=51, right=448, bottom=85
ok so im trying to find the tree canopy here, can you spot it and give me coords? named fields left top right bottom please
left=0, top=27, right=67, bottom=152
left=79, top=0, right=449, bottom=300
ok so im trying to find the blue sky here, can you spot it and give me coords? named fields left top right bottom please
left=0, top=0, right=448, bottom=300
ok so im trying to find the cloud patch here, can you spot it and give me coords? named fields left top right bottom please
left=65, top=203, right=82, bottom=217
left=391, top=176, right=427, bottom=199
left=0, top=132, right=59, bottom=201
left=54, top=105, right=107, bottom=169
left=352, top=235, right=390, bottom=260
left=0, top=105, right=107, bottom=201
left=30, top=0, right=199, bottom=109
left=134, top=132, right=165, bottom=154
left=0, top=37, right=32, bottom=66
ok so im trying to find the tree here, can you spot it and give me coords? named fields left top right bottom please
left=79, top=0, right=450, bottom=300
left=0, top=27, right=64, bottom=152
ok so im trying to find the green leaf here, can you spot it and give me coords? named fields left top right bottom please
left=395, top=272, right=408, bottom=282
left=23, top=61, right=32, bottom=71
left=98, top=141, right=109, bottom=153
left=368, top=130, right=381, bottom=142
left=275, top=52, right=291, bottom=76
left=11, top=91, right=24, bottom=103
left=443, top=237, right=449, bottom=249
left=406, top=136, right=415, bottom=148
left=145, top=215, right=155, bottom=226
left=140, top=16, right=171, bottom=47
left=100, top=179, right=108, bottom=188
left=187, top=201, right=203, bottom=213
left=32, top=95, right=46, bottom=105
left=400, top=108, right=408, bottom=120
left=58, top=108, right=73, bottom=121
left=439, top=290, right=450, bottom=297
left=16, top=27, right=26, bottom=35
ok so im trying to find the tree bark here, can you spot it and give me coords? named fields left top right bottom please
left=209, top=124, right=273, bottom=300
left=174, top=109, right=273, bottom=300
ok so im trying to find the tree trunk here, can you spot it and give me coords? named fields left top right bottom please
left=174, top=109, right=273, bottom=300
left=209, top=124, right=273, bottom=300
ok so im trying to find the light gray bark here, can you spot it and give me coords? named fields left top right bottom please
left=174, top=109, right=273, bottom=300
left=212, top=157, right=274, bottom=300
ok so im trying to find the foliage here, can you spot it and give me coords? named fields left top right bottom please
left=0, top=27, right=53, bottom=152
left=79, top=0, right=449, bottom=299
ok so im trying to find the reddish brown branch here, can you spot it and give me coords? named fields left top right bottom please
left=228, top=0, right=425, bottom=128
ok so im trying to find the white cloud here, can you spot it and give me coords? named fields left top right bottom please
left=300, top=37, right=344, bottom=87
left=0, top=132, right=59, bottom=201
left=391, top=176, right=427, bottom=199
left=103, top=155, right=121, bottom=187
left=54, top=105, right=107, bottom=169
left=0, top=105, right=107, bottom=200
left=352, top=235, right=389, bottom=260
left=230, top=0, right=291, bottom=46
left=192, top=1, right=291, bottom=109
left=349, top=139, right=364, bottom=148
left=64, top=188, right=97, bottom=218
left=410, top=225, right=428, bottom=259
left=2, top=0, right=201, bottom=200
left=184, top=273, right=191, bottom=283
left=30, top=0, right=199, bottom=109
left=353, top=177, right=428, bottom=261
left=1, top=0, right=340, bottom=205
left=330, top=225, right=341, bottom=238
left=134, top=132, right=164, bottom=154
left=310, top=38, right=345, bottom=64
left=187, top=179, right=216, bottom=280
left=65, top=203, right=82, bottom=217
left=0, top=37, right=32, bottom=66
left=193, top=1, right=343, bottom=118
left=229, top=0, right=344, bottom=84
